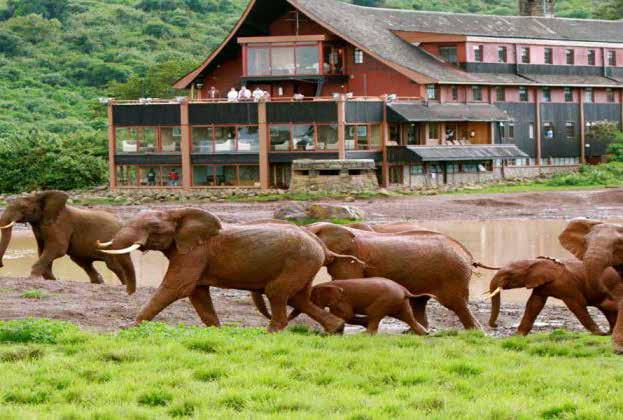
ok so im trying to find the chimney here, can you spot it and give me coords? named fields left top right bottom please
left=519, top=0, right=555, bottom=17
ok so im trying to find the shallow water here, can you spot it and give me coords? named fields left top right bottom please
left=0, top=219, right=605, bottom=304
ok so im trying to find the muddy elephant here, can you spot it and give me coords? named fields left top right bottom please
left=99, top=209, right=345, bottom=333
left=0, top=191, right=136, bottom=294
left=559, top=219, right=623, bottom=352
left=307, top=223, right=498, bottom=330
left=487, top=256, right=621, bottom=335
left=348, top=222, right=428, bottom=234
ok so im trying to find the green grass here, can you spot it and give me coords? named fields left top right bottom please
left=0, top=319, right=621, bottom=418
left=20, top=290, right=48, bottom=300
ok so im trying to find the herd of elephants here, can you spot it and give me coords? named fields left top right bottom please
left=1, top=191, right=623, bottom=352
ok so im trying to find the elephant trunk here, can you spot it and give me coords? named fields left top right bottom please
left=0, top=224, right=13, bottom=268
left=488, top=277, right=504, bottom=328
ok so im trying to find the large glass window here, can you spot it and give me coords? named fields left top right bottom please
left=317, top=125, right=338, bottom=150
left=116, top=127, right=156, bottom=153
left=161, top=127, right=181, bottom=153
left=214, top=127, right=236, bottom=152
left=293, top=125, right=315, bottom=151
left=247, top=47, right=270, bottom=76
left=137, top=166, right=182, bottom=187
left=295, top=45, right=320, bottom=75
left=192, top=127, right=213, bottom=153
left=345, top=124, right=382, bottom=150
left=247, top=43, right=321, bottom=76
left=116, top=166, right=138, bottom=187
left=239, top=166, right=260, bottom=187
left=271, top=46, right=295, bottom=76
left=270, top=125, right=291, bottom=151
left=238, top=126, right=259, bottom=152
left=439, top=46, right=458, bottom=64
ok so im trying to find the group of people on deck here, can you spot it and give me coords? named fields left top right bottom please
left=205, top=86, right=271, bottom=102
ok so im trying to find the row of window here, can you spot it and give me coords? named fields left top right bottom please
left=500, top=121, right=579, bottom=140
left=115, top=165, right=261, bottom=187
left=116, top=124, right=384, bottom=154
left=470, top=45, right=618, bottom=66
left=428, top=85, right=618, bottom=103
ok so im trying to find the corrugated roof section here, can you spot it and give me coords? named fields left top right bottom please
left=387, top=102, right=512, bottom=122
left=404, top=145, right=529, bottom=161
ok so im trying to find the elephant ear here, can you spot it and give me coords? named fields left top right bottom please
left=307, top=224, right=356, bottom=255
left=37, top=191, right=69, bottom=224
left=316, top=284, right=345, bottom=307
left=172, top=209, right=223, bottom=254
left=559, top=219, right=603, bottom=260
left=524, top=259, right=563, bottom=289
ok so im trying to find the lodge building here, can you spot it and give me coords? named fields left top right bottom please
left=107, top=0, right=623, bottom=190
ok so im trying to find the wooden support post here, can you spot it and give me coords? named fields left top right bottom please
left=535, top=87, right=542, bottom=166
left=337, top=97, right=346, bottom=160
left=490, top=122, right=496, bottom=145
left=620, top=88, right=623, bottom=131
left=107, top=101, right=116, bottom=190
left=381, top=96, right=390, bottom=188
left=258, top=100, right=270, bottom=190
left=180, top=98, right=192, bottom=190
left=579, top=87, right=586, bottom=164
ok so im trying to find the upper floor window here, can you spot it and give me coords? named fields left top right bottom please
left=542, top=87, right=552, bottom=103
left=608, top=51, right=617, bottom=66
left=473, top=45, right=484, bottom=62
left=451, top=85, right=459, bottom=101
left=324, top=46, right=345, bottom=75
left=544, top=48, right=553, bottom=65
left=354, top=48, right=364, bottom=64
left=565, top=122, right=576, bottom=138
left=564, top=87, right=573, bottom=102
left=519, top=86, right=529, bottom=102
left=497, top=47, right=507, bottom=63
left=588, top=50, right=596, bottom=66
left=607, top=88, right=616, bottom=103
left=585, top=88, right=594, bottom=103
left=439, top=46, right=458, bottom=64
left=346, top=125, right=382, bottom=151
left=426, top=84, right=439, bottom=100
left=472, top=86, right=483, bottom=101
left=565, top=49, right=575, bottom=65
left=116, top=127, right=181, bottom=154
left=544, top=122, right=555, bottom=140
left=191, top=125, right=259, bottom=153
left=496, top=86, right=506, bottom=102
left=247, top=43, right=320, bottom=77
left=520, top=47, right=531, bottom=64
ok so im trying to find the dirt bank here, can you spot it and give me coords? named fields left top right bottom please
left=0, top=277, right=610, bottom=337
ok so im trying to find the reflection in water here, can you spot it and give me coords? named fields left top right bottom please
left=0, top=220, right=597, bottom=304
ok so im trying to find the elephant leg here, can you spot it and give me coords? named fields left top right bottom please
left=437, top=293, right=482, bottom=330
left=612, top=302, right=623, bottom=354
left=288, top=287, right=345, bottom=334
left=31, top=248, right=66, bottom=279
left=266, top=294, right=289, bottom=333
left=395, top=301, right=428, bottom=335
left=410, top=296, right=430, bottom=330
left=70, top=257, right=104, bottom=285
left=189, top=286, right=221, bottom=328
left=516, top=293, right=548, bottom=335
left=104, top=258, right=125, bottom=285
left=348, top=315, right=369, bottom=328
left=599, top=307, right=618, bottom=334
left=564, top=300, right=606, bottom=335
left=118, top=255, right=137, bottom=294
left=365, top=317, right=382, bottom=335
left=42, top=261, right=56, bottom=281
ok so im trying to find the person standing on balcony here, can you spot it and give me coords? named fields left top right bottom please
left=207, top=86, right=220, bottom=100
left=147, top=168, right=157, bottom=186
left=168, top=168, right=180, bottom=187
left=252, top=87, right=265, bottom=102
left=239, top=85, right=252, bottom=101
left=227, top=87, right=239, bottom=102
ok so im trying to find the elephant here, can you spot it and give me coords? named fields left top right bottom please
left=486, top=256, right=621, bottom=335
left=348, top=222, right=427, bottom=234
left=290, top=278, right=431, bottom=335
left=306, top=223, right=498, bottom=330
left=0, top=191, right=136, bottom=294
left=99, top=208, right=346, bottom=333
left=559, top=219, right=623, bottom=352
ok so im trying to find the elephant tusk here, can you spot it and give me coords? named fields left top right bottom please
left=96, top=240, right=114, bottom=249
left=100, top=243, right=141, bottom=255
left=0, top=221, right=15, bottom=230
left=482, top=287, right=502, bottom=299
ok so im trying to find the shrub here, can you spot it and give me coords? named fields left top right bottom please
left=0, top=319, right=78, bottom=344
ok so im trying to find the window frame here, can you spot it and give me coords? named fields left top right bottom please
left=519, top=87, right=529, bottom=102
left=606, top=88, right=616, bottom=103
left=354, top=48, right=364, bottom=64
left=497, top=46, right=507, bottom=63
left=471, top=86, right=483, bottom=102
left=115, top=164, right=184, bottom=188
left=543, top=122, right=555, bottom=140
left=190, top=164, right=260, bottom=188
left=588, top=50, right=596, bottom=66
left=473, top=45, right=484, bottom=63
left=544, top=48, right=553, bottom=65
left=565, top=121, right=576, bottom=139
left=439, top=46, right=458, bottom=64
left=345, top=123, right=382, bottom=151
left=426, top=84, right=439, bottom=100
left=451, top=85, right=459, bottom=101
left=607, top=50, right=617, bottom=67
left=268, top=123, right=344, bottom=152
left=495, top=86, right=506, bottom=102
left=585, top=88, right=594, bottom=103
left=190, top=124, right=260, bottom=154
left=115, top=126, right=181, bottom=154
left=564, top=87, right=573, bottom=103
left=520, top=47, right=531, bottom=64
left=244, top=41, right=322, bottom=77
left=565, top=49, right=575, bottom=65
left=542, top=87, right=552, bottom=103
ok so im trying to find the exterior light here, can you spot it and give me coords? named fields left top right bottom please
left=175, top=96, right=187, bottom=103
left=98, top=97, right=112, bottom=105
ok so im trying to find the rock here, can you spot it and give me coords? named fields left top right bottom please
left=306, top=204, right=365, bottom=221
left=344, top=196, right=356, bottom=203
left=274, top=203, right=308, bottom=221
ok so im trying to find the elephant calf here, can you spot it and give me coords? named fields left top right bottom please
left=292, top=278, right=430, bottom=335
left=487, top=256, right=621, bottom=335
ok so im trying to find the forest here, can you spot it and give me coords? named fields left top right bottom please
left=0, top=0, right=621, bottom=192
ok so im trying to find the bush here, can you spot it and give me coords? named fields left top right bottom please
left=0, top=319, right=78, bottom=344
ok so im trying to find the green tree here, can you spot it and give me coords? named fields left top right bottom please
left=0, top=28, right=23, bottom=56
left=595, top=0, right=623, bottom=19
left=2, top=0, right=69, bottom=21
left=108, top=59, right=195, bottom=99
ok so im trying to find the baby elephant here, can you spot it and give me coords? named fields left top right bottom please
left=487, top=257, right=622, bottom=335
left=294, top=278, right=430, bottom=335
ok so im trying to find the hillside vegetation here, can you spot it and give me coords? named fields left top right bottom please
left=0, top=0, right=620, bottom=192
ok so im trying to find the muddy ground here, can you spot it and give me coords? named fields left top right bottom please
left=0, top=188, right=621, bottom=336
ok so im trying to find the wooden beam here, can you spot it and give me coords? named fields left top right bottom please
left=579, top=87, right=586, bottom=164
left=238, top=35, right=328, bottom=44
left=107, top=101, right=116, bottom=190
left=620, top=88, right=623, bottom=132
left=381, top=96, right=390, bottom=188
left=535, top=87, right=542, bottom=166
left=180, top=98, right=192, bottom=190
left=337, top=98, right=346, bottom=160
left=258, top=100, right=270, bottom=190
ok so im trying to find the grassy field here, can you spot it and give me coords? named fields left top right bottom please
left=0, top=319, right=622, bottom=419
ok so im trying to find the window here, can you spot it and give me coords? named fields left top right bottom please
left=237, top=126, right=259, bottom=152
left=497, top=46, right=507, bottom=63
left=317, top=125, right=338, bottom=150
left=389, top=166, right=403, bottom=185
left=544, top=48, right=553, bottom=65
left=588, top=50, right=596, bottom=66
left=126, top=166, right=183, bottom=187
left=529, top=123, right=535, bottom=140
left=247, top=47, right=270, bottom=76
left=542, top=87, right=551, bottom=103
left=246, top=43, right=320, bottom=76
left=116, top=127, right=157, bottom=153
left=608, top=51, right=616, bottom=66
left=192, top=165, right=257, bottom=187
left=295, top=45, right=320, bottom=75
left=439, top=46, right=458, bottom=64
left=451, top=85, right=459, bottom=101
left=116, top=166, right=138, bottom=187
left=292, top=125, right=315, bottom=151
left=324, top=46, right=344, bottom=74
left=585, top=88, right=594, bottom=103
left=473, top=45, right=483, bottom=62
left=160, top=127, right=182, bottom=153
left=428, top=124, right=439, bottom=140
left=496, top=86, right=506, bottom=102
left=565, top=122, right=576, bottom=138
left=521, top=47, right=531, bottom=64
left=270, top=125, right=291, bottom=151
left=214, top=126, right=236, bottom=152
left=426, top=84, right=439, bottom=100
left=508, top=122, right=515, bottom=139
left=519, top=87, right=529, bottom=102
left=354, top=48, right=364, bottom=64
left=271, top=46, right=295, bottom=75
left=607, top=88, right=616, bottom=103
left=345, top=124, right=382, bottom=150
left=564, top=87, right=573, bottom=103
left=191, top=125, right=260, bottom=154
left=565, top=49, right=575, bottom=65
left=472, top=86, right=482, bottom=101
left=544, top=122, right=555, bottom=139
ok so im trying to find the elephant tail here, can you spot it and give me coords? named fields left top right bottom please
left=251, top=292, right=272, bottom=319
left=473, top=262, right=501, bottom=271
left=406, top=292, right=436, bottom=300
left=329, top=252, right=367, bottom=268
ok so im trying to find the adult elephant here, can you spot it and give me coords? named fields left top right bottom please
left=559, top=219, right=623, bottom=352
left=487, top=256, right=621, bottom=335
left=0, top=191, right=136, bottom=294
left=348, top=222, right=428, bottom=234
left=99, top=209, right=345, bottom=333
left=307, top=223, right=498, bottom=330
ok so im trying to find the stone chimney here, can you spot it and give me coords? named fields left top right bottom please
left=519, top=0, right=555, bottom=17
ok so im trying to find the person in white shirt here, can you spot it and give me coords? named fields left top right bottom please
left=227, top=87, right=238, bottom=102
left=238, top=85, right=252, bottom=101
left=252, top=87, right=264, bottom=102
